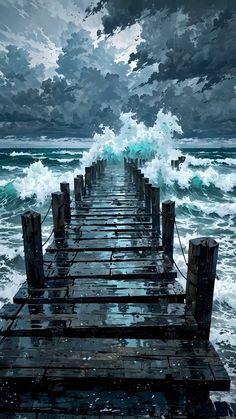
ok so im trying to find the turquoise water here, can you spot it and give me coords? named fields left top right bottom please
left=0, top=146, right=235, bottom=401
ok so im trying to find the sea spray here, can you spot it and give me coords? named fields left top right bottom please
left=80, top=110, right=183, bottom=169
left=13, top=160, right=83, bottom=204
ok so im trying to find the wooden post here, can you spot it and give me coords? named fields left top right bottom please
left=85, top=167, right=92, bottom=190
left=139, top=173, right=144, bottom=200
left=174, top=160, right=180, bottom=170
left=141, top=176, right=146, bottom=201
left=136, top=169, right=141, bottom=194
left=162, top=200, right=175, bottom=262
left=52, top=192, right=65, bottom=240
left=178, top=156, right=186, bottom=163
left=152, top=187, right=160, bottom=237
left=144, top=179, right=151, bottom=213
left=74, top=176, right=81, bottom=202
left=186, top=237, right=219, bottom=339
left=74, top=175, right=83, bottom=202
left=60, top=182, right=71, bottom=222
left=102, top=159, right=106, bottom=172
left=171, top=160, right=175, bottom=169
left=21, top=211, right=44, bottom=287
left=92, top=162, right=96, bottom=182
left=96, top=160, right=100, bottom=176
left=131, top=164, right=137, bottom=184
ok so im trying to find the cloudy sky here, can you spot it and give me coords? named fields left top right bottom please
left=0, top=0, right=235, bottom=143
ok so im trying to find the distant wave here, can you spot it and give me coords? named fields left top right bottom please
left=1, top=165, right=21, bottom=172
left=176, top=197, right=236, bottom=217
left=52, top=150, right=83, bottom=156
left=145, top=158, right=236, bottom=193
left=48, top=157, right=78, bottom=163
left=9, top=151, right=33, bottom=157
left=187, top=155, right=236, bottom=167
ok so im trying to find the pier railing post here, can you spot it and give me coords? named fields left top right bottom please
left=92, top=162, right=96, bottom=183
left=52, top=192, right=65, bottom=240
left=174, top=160, right=180, bottom=170
left=60, top=182, right=71, bottom=222
left=136, top=169, right=141, bottom=195
left=139, top=173, right=144, bottom=200
left=186, top=237, right=219, bottom=339
left=21, top=211, right=44, bottom=287
left=144, top=179, right=151, bottom=214
left=152, top=187, right=160, bottom=237
left=74, top=175, right=83, bottom=202
left=85, top=167, right=92, bottom=191
left=162, top=200, right=175, bottom=262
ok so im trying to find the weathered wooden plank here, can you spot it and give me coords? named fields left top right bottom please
left=13, top=280, right=185, bottom=304
left=47, top=238, right=161, bottom=252
left=0, top=337, right=229, bottom=391
left=2, top=303, right=197, bottom=339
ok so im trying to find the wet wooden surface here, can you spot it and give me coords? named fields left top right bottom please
left=0, top=163, right=231, bottom=417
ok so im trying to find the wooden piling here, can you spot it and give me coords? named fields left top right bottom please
left=96, top=160, right=101, bottom=176
left=171, top=160, right=175, bottom=169
left=178, top=156, right=186, bottom=163
left=74, top=176, right=83, bottom=202
left=85, top=167, right=92, bottom=190
left=186, top=237, right=219, bottom=339
left=92, top=162, right=96, bottom=182
left=152, top=187, right=160, bottom=237
left=21, top=211, right=44, bottom=287
left=136, top=169, right=142, bottom=195
left=60, top=182, right=71, bottom=222
left=144, top=179, right=151, bottom=213
left=139, top=173, right=144, bottom=200
left=174, top=160, right=180, bottom=170
left=131, top=164, right=137, bottom=184
left=162, top=200, right=175, bottom=262
left=52, top=192, right=65, bottom=240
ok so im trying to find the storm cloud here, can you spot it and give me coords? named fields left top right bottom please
left=0, top=0, right=236, bottom=140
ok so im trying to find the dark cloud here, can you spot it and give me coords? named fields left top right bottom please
left=87, top=0, right=236, bottom=34
left=0, top=45, right=45, bottom=96
left=0, top=0, right=236, bottom=140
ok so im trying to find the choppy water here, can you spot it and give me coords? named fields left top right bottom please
left=0, top=145, right=235, bottom=402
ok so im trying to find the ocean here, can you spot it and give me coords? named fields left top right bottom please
left=0, top=145, right=235, bottom=402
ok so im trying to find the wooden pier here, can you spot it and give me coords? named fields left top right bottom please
left=0, top=158, right=234, bottom=418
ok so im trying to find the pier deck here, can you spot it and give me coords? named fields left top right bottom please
left=0, top=163, right=233, bottom=418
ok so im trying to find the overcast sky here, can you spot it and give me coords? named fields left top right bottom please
left=0, top=0, right=235, bottom=144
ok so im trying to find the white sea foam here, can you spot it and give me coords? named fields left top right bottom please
left=48, top=158, right=77, bottom=163
left=175, top=196, right=236, bottom=217
left=186, top=155, right=236, bottom=167
left=81, top=111, right=235, bottom=194
left=1, top=165, right=21, bottom=172
left=0, top=179, right=10, bottom=187
left=145, top=159, right=236, bottom=192
left=13, top=160, right=82, bottom=204
left=80, top=110, right=183, bottom=169
left=52, top=150, right=83, bottom=156
left=216, top=157, right=236, bottom=166
left=9, top=151, right=33, bottom=157
left=0, top=268, right=25, bottom=310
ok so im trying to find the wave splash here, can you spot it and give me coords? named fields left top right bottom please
left=13, top=160, right=82, bottom=204
left=80, top=110, right=236, bottom=194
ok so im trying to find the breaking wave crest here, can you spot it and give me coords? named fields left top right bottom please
left=12, top=160, right=82, bottom=204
